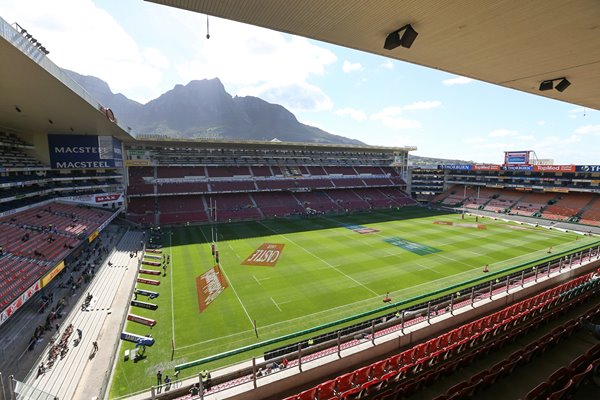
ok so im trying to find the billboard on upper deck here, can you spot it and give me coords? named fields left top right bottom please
left=576, top=165, right=600, bottom=173
left=48, top=135, right=123, bottom=169
left=533, top=165, right=575, bottom=172
left=437, top=164, right=472, bottom=170
left=504, top=151, right=530, bottom=165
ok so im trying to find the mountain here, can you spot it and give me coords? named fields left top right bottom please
left=65, top=70, right=363, bottom=145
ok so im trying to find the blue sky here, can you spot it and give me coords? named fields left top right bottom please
left=3, top=0, right=600, bottom=164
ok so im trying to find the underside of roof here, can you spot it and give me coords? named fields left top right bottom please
left=148, top=0, right=600, bottom=111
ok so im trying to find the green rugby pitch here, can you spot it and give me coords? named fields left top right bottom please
left=109, top=207, right=599, bottom=397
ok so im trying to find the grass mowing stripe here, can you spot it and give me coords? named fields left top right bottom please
left=197, top=225, right=255, bottom=330
left=110, top=208, right=600, bottom=398
left=258, top=220, right=380, bottom=297
left=170, top=231, right=175, bottom=348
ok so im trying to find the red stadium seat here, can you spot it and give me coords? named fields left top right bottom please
left=334, top=372, right=355, bottom=394
left=296, top=387, right=318, bottom=400
left=316, top=380, right=337, bottom=400
left=370, top=359, right=389, bottom=378
left=547, top=379, right=573, bottom=400
left=353, top=365, right=372, bottom=386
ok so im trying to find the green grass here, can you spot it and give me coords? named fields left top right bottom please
left=109, top=207, right=599, bottom=397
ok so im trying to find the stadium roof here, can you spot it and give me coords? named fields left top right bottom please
left=148, top=0, right=600, bottom=111
left=134, top=136, right=416, bottom=153
left=0, top=17, right=134, bottom=142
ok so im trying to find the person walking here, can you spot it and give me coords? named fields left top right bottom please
left=92, top=341, right=98, bottom=352
left=77, top=328, right=82, bottom=340
left=157, top=369, right=162, bottom=386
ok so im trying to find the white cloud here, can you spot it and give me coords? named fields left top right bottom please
left=4, top=0, right=339, bottom=104
left=368, top=100, right=440, bottom=130
left=335, top=108, right=367, bottom=121
left=342, top=60, right=363, bottom=73
left=443, top=76, right=474, bottom=85
left=370, top=107, right=420, bottom=129
left=488, top=129, right=518, bottom=138
left=568, top=107, right=586, bottom=119
left=2, top=0, right=171, bottom=103
left=574, top=124, right=600, bottom=135
left=537, top=120, right=546, bottom=126
left=381, top=60, right=394, bottom=70
left=237, top=82, right=333, bottom=112
left=143, top=48, right=170, bottom=70
left=178, top=26, right=337, bottom=88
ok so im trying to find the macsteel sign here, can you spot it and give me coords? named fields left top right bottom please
left=48, top=135, right=123, bottom=169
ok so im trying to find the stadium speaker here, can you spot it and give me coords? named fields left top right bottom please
left=538, top=80, right=554, bottom=91
left=539, top=77, right=570, bottom=92
left=384, top=24, right=418, bottom=50
left=555, top=78, right=571, bottom=92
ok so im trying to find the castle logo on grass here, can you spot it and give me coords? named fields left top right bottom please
left=196, top=265, right=229, bottom=313
left=242, top=243, right=285, bottom=266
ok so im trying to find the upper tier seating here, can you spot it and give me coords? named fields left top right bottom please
left=206, top=166, right=251, bottom=177
left=157, top=166, right=205, bottom=178
left=324, top=166, right=357, bottom=175
left=251, top=166, right=274, bottom=177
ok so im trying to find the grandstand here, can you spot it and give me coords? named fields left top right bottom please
left=125, top=141, right=415, bottom=226
left=424, top=162, right=600, bottom=227
left=1, top=2, right=600, bottom=400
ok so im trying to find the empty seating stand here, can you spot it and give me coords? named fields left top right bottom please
left=0, top=202, right=117, bottom=311
left=282, top=272, right=600, bottom=400
left=127, top=160, right=414, bottom=226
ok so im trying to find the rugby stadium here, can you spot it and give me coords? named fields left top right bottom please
left=1, top=1, right=600, bottom=400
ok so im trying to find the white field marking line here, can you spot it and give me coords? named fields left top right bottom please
left=271, top=297, right=282, bottom=312
left=170, top=230, right=175, bottom=346
left=258, top=221, right=379, bottom=296
left=253, top=275, right=261, bottom=286
left=466, top=249, right=492, bottom=257
left=435, top=253, right=474, bottom=269
left=198, top=226, right=255, bottom=329
left=177, top=237, right=598, bottom=352
left=177, top=261, right=487, bottom=352
left=175, top=229, right=595, bottom=352
left=227, top=241, right=241, bottom=260
left=414, top=262, right=446, bottom=275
